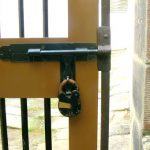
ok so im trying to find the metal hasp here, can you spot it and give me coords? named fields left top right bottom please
left=58, top=55, right=81, bottom=117
left=60, top=55, right=75, bottom=81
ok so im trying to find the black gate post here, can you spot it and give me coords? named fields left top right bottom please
left=99, top=0, right=111, bottom=149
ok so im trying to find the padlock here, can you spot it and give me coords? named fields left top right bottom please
left=58, top=79, right=81, bottom=117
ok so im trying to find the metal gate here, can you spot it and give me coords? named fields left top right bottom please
left=0, top=0, right=111, bottom=150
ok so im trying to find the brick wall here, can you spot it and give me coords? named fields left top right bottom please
left=144, top=1, right=150, bottom=131
left=147, top=0, right=150, bottom=62
left=132, top=0, right=150, bottom=149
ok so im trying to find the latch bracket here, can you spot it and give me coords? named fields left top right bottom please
left=60, top=55, right=75, bottom=81
left=97, top=26, right=111, bottom=71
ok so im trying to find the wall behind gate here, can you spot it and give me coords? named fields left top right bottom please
left=132, top=0, right=150, bottom=149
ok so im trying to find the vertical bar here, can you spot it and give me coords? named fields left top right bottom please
left=43, top=0, right=49, bottom=37
left=18, top=0, right=25, bottom=37
left=101, top=72, right=110, bottom=150
left=43, top=0, right=51, bottom=146
left=0, top=98, right=9, bottom=150
left=68, top=0, right=98, bottom=43
left=21, top=98, right=29, bottom=150
left=44, top=98, right=52, bottom=150
left=18, top=2, right=29, bottom=148
left=100, top=0, right=110, bottom=149
left=69, top=62, right=98, bottom=150
left=43, top=1, right=51, bottom=147
left=101, top=0, right=110, bottom=26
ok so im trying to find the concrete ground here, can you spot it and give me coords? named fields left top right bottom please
left=0, top=48, right=131, bottom=150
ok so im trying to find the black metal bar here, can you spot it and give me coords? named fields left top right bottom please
left=101, top=0, right=110, bottom=26
left=44, top=98, right=52, bottom=150
left=100, top=0, right=111, bottom=149
left=0, top=98, right=9, bottom=150
left=19, top=2, right=29, bottom=148
left=18, top=0, right=25, bottom=37
left=43, top=0, right=51, bottom=143
left=0, top=43, right=97, bottom=61
left=101, top=72, right=110, bottom=150
left=43, top=0, right=49, bottom=37
left=21, top=98, right=29, bottom=150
